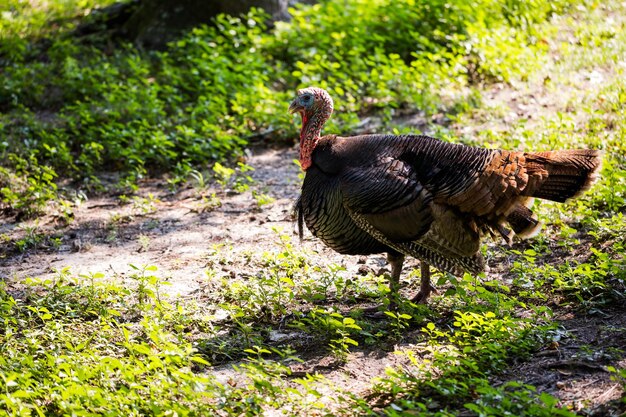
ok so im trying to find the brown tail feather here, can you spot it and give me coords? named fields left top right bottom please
left=524, top=150, right=602, bottom=202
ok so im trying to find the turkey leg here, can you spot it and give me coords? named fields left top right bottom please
left=366, top=253, right=432, bottom=315
left=386, top=251, right=405, bottom=310
left=411, top=262, right=433, bottom=304
left=388, top=253, right=435, bottom=306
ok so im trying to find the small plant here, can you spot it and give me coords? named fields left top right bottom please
left=54, top=199, right=75, bottom=225
left=292, top=308, right=362, bottom=361
left=213, top=162, right=255, bottom=194
left=212, top=162, right=235, bottom=188
left=252, top=189, right=275, bottom=207
left=384, top=310, right=413, bottom=337
left=130, top=194, right=160, bottom=215
left=137, top=234, right=151, bottom=252
left=607, top=366, right=626, bottom=402
left=194, top=193, right=222, bottom=213
left=14, top=223, right=44, bottom=253
left=302, top=263, right=349, bottom=302
left=0, top=154, right=58, bottom=218
left=189, top=169, right=209, bottom=190
left=128, top=264, right=171, bottom=312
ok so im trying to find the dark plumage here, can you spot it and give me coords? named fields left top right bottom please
left=290, top=87, right=602, bottom=307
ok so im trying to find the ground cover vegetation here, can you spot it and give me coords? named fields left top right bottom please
left=1, top=0, right=625, bottom=415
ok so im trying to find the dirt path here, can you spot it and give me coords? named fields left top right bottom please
left=0, top=145, right=399, bottom=300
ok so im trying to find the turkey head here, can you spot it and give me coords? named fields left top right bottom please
left=289, top=87, right=334, bottom=170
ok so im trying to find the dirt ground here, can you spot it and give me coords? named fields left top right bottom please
left=2, top=66, right=626, bottom=414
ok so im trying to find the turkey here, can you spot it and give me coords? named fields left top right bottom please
left=289, top=87, right=602, bottom=308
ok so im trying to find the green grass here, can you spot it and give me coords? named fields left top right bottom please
left=1, top=0, right=626, bottom=415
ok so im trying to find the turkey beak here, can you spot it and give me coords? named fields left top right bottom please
left=289, top=99, right=302, bottom=115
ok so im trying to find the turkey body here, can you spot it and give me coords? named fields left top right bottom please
left=297, top=134, right=490, bottom=262
left=290, top=87, right=602, bottom=306
left=296, top=132, right=587, bottom=275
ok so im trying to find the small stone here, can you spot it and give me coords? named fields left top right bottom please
left=357, top=265, right=370, bottom=275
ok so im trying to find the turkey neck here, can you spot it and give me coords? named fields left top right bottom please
left=300, top=108, right=331, bottom=170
